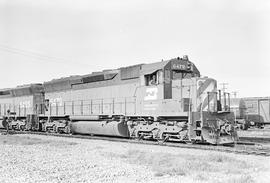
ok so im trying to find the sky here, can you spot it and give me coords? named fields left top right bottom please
left=0, top=0, right=269, bottom=97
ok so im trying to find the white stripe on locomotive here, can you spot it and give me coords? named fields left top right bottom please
left=197, top=80, right=216, bottom=111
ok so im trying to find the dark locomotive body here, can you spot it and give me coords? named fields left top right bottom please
left=0, top=84, right=44, bottom=130
left=0, top=56, right=237, bottom=144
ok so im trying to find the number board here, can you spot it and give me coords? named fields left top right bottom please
left=171, top=60, right=192, bottom=72
left=172, top=63, right=187, bottom=70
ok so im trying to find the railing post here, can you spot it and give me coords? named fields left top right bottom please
left=258, top=100, right=260, bottom=124
left=223, top=92, right=226, bottom=111
left=72, top=101, right=74, bottom=115
left=63, top=102, right=66, bottom=115
left=101, top=99, right=103, bottom=114
left=56, top=103, right=58, bottom=116
left=112, top=98, right=115, bottom=114
left=269, top=99, right=270, bottom=122
left=124, top=98, right=127, bottom=115
left=207, top=92, right=210, bottom=111
left=81, top=100, right=83, bottom=115
left=49, top=103, right=51, bottom=116
left=4, top=104, right=6, bottom=115
left=90, top=100, right=93, bottom=114
left=35, top=104, right=38, bottom=115
left=120, top=102, right=122, bottom=114
left=228, top=93, right=230, bottom=112
left=134, top=97, right=136, bottom=114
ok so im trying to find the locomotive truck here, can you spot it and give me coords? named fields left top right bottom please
left=0, top=56, right=237, bottom=144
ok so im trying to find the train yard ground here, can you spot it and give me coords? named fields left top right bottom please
left=0, top=133, right=270, bottom=183
left=238, top=127, right=270, bottom=146
left=238, top=127, right=270, bottom=139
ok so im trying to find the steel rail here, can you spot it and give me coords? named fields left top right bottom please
left=1, top=129, right=270, bottom=157
left=239, top=137, right=270, bottom=144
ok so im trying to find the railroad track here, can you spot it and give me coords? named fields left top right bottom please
left=239, top=136, right=270, bottom=144
left=1, top=129, right=270, bottom=157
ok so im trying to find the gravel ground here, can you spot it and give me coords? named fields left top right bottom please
left=0, top=134, right=269, bottom=183
left=238, top=129, right=270, bottom=138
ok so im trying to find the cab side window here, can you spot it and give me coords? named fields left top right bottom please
left=144, top=70, right=163, bottom=86
left=145, top=72, right=157, bottom=86
left=44, top=99, right=49, bottom=111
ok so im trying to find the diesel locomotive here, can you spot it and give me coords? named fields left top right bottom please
left=0, top=56, right=237, bottom=144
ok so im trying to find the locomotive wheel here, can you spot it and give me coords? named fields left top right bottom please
left=52, top=125, right=57, bottom=133
left=138, top=134, right=145, bottom=140
left=157, top=138, right=165, bottom=143
left=20, top=125, right=25, bottom=131
left=64, top=126, right=70, bottom=134
left=186, top=139, right=196, bottom=144
left=157, top=133, right=165, bottom=143
left=135, top=131, right=144, bottom=140
left=16, top=124, right=20, bottom=130
left=56, top=127, right=60, bottom=133
left=157, top=133, right=169, bottom=143
left=56, top=127, right=59, bottom=133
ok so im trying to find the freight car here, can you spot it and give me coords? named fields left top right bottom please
left=242, top=97, right=270, bottom=128
left=0, top=56, right=237, bottom=144
left=229, top=97, right=270, bottom=129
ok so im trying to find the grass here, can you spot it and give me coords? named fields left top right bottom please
left=228, top=174, right=255, bottom=183
left=0, top=134, right=77, bottom=146
left=110, top=149, right=255, bottom=182
left=0, top=134, right=264, bottom=182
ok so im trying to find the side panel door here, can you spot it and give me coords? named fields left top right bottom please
left=258, top=99, right=270, bottom=123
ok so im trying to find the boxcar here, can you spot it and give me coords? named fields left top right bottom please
left=242, top=97, right=270, bottom=127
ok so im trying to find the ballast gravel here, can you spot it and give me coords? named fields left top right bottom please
left=0, top=134, right=269, bottom=183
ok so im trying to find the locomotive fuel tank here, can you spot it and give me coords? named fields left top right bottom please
left=70, top=116, right=129, bottom=137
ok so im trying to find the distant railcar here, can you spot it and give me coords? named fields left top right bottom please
left=242, top=97, right=270, bottom=127
left=229, top=97, right=270, bottom=129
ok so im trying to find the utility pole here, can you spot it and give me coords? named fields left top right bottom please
left=231, top=91, right=238, bottom=98
left=219, top=83, right=228, bottom=93
left=219, top=83, right=229, bottom=111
